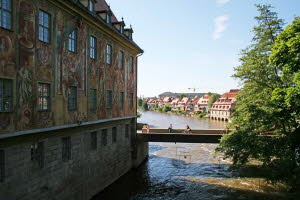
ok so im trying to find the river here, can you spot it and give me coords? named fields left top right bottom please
left=137, top=110, right=227, bottom=129
left=92, top=111, right=287, bottom=200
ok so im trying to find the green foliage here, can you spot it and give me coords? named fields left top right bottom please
left=158, top=107, right=163, bottom=112
left=137, top=112, right=142, bottom=118
left=196, top=112, right=206, bottom=118
left=162, top=106, right=171, bottom=112
left=217, top=4, right=300, bottom=189
left=177, top=94, right=187, bottom=98
left=208, top=93, right=220, bottom=109
left=142, top=102, right=149, bottom=111
left=137, top=98, right=143, bottom=107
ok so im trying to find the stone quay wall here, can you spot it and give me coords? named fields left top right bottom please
left=0, top=117, right=148, bottom=200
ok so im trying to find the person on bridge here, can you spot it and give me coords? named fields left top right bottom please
left=146, top=124, right=150, bottom=133
left=185, top=125, right=192, bottom=134
left=168, top=124, right=173, bottom=133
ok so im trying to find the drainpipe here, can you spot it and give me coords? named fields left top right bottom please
left=135, top=52, right=144, bottom=117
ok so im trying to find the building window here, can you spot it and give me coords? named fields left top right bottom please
left=90, top=131, right=97, bottom=151
left=68, top=29, right=77, bottom=53
left=30, top=142, right=44, bottom=168
left=89, top=89, right=97, bottom=111
left=106, top=44, right=112, bottom=65
left=118, top=51, right=124, bottom=69
left=119, top=92, right=124, bottom=110
left=129, top=56, right=134, bottom=73
left=88, top=0, right=94, bottom=12
left=101, top=129, right=107, bottom=146
left=38, top=83, right=50, bottom=111
left=90, top=36, right=96, bottom=59
left=112, top=127, right=117, bottom=143
left=106, top=90, right=112, bottom=108
left=0, top=150, right=4, bottom=183
left=129, top=93, right=134, bottom=108
left=62, top=137, right=71, bottom=161
left=0, top=79, right=12, bottom=113
left=68, top=87, right=77, bottom=111
left=0, top=0, right=12, bottom=30
left=38, top=10, right=50, bottom=43
left=125, top=124, right=129, bottom=138
left=106, top=13, right=111, bottom=24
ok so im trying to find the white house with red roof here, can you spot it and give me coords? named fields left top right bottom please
left=210, top=90, right=239, bottom=121
left=194, top=94, right=210, bottom=112
left=171, top=98, right=181, bottom=111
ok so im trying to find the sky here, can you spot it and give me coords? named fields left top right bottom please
left=106, top=0, right=300, bottom=97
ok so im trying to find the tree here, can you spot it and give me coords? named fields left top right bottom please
left=208, top=93, right=220, bottom=109
left=142, top=102, right=148, bottom=111
left=138, top=98, right=143, bottom=107
left=177, top=94, right=186, bottom=98
left=216, top=5, right=300, bottom=189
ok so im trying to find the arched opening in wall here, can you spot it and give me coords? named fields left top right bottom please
left=225, top=118, right=228, bottom=122
left=221, top=118, right=224, bottom=121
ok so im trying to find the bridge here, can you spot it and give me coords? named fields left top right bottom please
left=137, top=129, right=225, bottom=143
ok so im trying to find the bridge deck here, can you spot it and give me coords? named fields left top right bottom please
left=137, top=132, right=223, bottom=143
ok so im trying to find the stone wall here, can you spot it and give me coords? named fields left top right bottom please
left=0, top=117, right=148, bottom=200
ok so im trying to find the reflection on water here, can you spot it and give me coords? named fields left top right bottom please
left=137, top=110, right=227, bottom=129
left=92, top=143, right=286, bottom=200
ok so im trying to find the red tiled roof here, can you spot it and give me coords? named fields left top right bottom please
left=180, top=97, right=189, bottom=104
left=222, top=89, right=239, bottom=99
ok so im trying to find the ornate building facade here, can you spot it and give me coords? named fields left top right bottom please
left=0, top=0, right=146, bottom=199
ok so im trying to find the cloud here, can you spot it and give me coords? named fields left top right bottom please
left=216, top=0, right=230, bottom=6
left=212, top=15, right=229, bottom=40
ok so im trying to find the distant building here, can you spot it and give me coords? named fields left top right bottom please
left=194, top=94, right=210, bottom=112
left=210, top=90, right=239, bottom=121
left=178, top=97, right=190, bottom=111
left=171, top=98, right=180, bottom=110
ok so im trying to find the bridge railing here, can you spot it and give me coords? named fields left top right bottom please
left=138, top=128, right=226, bottom=134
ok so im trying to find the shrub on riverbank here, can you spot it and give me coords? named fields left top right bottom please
left=162, top=106, right=171, bottom=112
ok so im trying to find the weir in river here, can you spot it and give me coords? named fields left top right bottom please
left=93, top=111, right=286, bottom=200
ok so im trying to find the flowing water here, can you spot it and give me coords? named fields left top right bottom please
left=92, top=111, right=288, bottom=200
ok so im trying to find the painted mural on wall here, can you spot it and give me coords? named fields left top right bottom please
left=16, top=0, right=36, bottom=130
left=0, top=0, right=139, bottom=134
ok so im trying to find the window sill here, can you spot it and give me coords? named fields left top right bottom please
left=68, top=50, right=77, bottom=54
left=38, top=40, right=51, bottom=45
left=0, top=26, right=13, bottom=32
